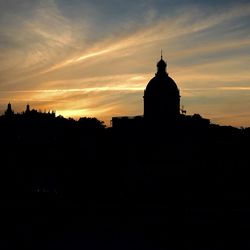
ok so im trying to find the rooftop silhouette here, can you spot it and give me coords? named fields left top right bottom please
left=111, top=55, right=209, bottom=129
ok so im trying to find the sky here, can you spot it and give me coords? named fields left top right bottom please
left=0, top=0, right=250, bottom=127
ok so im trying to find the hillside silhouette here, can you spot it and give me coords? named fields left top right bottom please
left=0, top=102, right=250, bottom=249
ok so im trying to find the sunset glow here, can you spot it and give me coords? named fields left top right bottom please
left=1, top=0, right=250, bottom=126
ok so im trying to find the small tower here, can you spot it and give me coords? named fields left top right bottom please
left=25, top=104, right=30, bottom=114
left=5, top=103, right=14, bottom=116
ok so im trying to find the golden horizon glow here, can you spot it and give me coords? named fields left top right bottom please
left=1, top=1, right=250, bottom=127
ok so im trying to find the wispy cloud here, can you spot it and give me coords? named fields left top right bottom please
left=0, top=0, right=250, bottom=126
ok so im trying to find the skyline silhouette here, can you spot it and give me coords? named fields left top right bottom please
left=1, top=0, right=250, bottom=127
left=1, top=1, right=250, bottom=249
left=0, top=55, right=249, bottom=249
left=2, top=54, right=249, bottom=129
left=0, top=84, right=249, bottom=249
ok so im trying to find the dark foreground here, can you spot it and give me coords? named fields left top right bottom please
left=0, top=116, right=250, bottom=249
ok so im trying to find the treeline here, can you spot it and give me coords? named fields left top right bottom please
left=0, top=109, right=105, bottom=144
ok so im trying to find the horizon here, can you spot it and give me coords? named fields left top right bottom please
left=0, top=0, right=250, bottom=127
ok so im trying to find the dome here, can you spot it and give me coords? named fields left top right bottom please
left=143, top=56, right=180, bottom=120
left=145, top=74, right=179, bottom=97
left=145, top=56, right=179, bottom=98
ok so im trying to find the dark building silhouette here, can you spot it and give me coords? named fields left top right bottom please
left=4, top=102, right=14, bottom=116
left=111, top=115, right=144, bottom=129
left=144, top=55, right=180, bottom=121
left=111, top=55, right=181, bottom=127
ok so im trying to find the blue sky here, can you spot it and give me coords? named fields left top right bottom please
left=0, top=0, right=250, bottom=126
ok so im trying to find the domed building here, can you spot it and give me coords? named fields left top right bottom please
left=111, top=55, right=183, bottom=128
left=144, top=56, right=180, bottom=121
